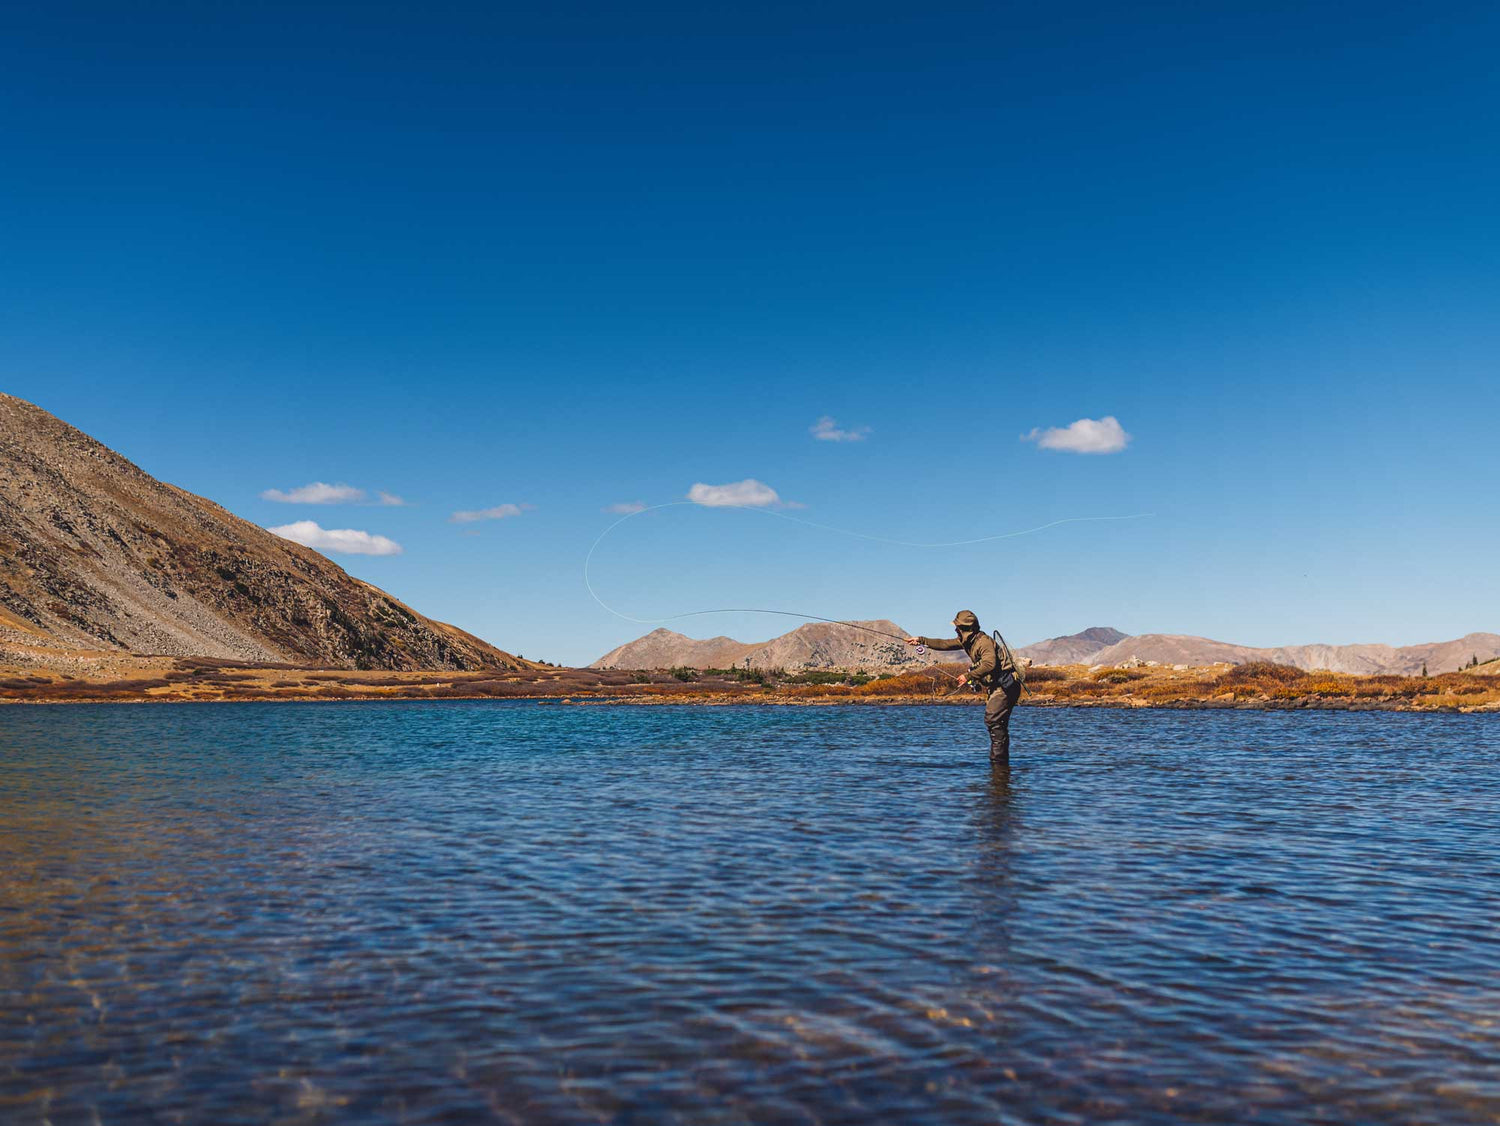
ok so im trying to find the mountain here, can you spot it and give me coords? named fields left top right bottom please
left=1015, top=626, right=1127, bottom=665
left=1052, top=631, right=1500, bottom=676
left=1079, top=634, right=1261, bottom=669
left=742, top=620, right=920, bottom=671
left=0, top=394, right=524, bottom=670
left=592, top=619, right=929, bottom=671
left=591, top=628, right=756, bottom=670
left=597, top=617, right=1500, bottom=677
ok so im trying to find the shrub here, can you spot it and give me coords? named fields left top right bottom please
left=668, top=666, right=700, bottom=682
left=782, top=684, right=854, bottom=698
left=1223, top=662, right=1306, bottom=686
left=781, top=669, right=873, bottom=687
left=855, top=673, right=938, bottom=697
left=1049, top=679, right=1117, bottom=698
left=0, top=677, right=51, bottom=690
left=1092, top=668, right=1146, bottom=684
left=1144, top=679, right=1218, bottom=701
left=705, top=666, right=773, bottom=685
left=1305, top=678, right=1355, bottom=697
left=1138, top=682, right=1197, bottom=702
left=1023, top=666, right=1066, bottom=683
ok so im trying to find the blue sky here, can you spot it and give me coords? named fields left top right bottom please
left=3, top=1, right=1496, bottom=666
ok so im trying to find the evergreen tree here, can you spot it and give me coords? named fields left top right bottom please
left=1422, top=661, right=1428, bottom=677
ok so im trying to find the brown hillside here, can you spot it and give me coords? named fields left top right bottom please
left=0, top=394, right=525, bottom=671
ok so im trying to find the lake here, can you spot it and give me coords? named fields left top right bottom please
left=2, top=702, right=1497, bottom=1124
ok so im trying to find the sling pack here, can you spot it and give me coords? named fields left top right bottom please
left=993, top=628, right=1027, bottom=694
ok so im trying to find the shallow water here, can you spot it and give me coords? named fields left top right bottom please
left=2, top=702, right=1497, bottom=1124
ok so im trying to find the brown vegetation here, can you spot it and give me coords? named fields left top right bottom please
left=1, top=656, right=1497, bottom=712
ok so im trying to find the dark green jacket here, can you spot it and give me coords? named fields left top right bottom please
left=920, top=629, right=1000, bottom=690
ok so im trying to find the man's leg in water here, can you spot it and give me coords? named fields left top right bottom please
left=984, top=683, right=1021, bottom=765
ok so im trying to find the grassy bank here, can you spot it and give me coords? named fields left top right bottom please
left=1, top=655, right=1498, bottom=712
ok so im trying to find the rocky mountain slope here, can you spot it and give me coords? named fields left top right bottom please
left=591, top=629, right=757, bottom=670
left=0, top=394, right=525, bottom=670
left=1014, top=626, right=1126, bottom=665
left=741, top=620, right=918, bottom=671
left=593, top=619, right=926, bottom=671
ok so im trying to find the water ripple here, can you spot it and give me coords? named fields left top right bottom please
left=2, top=703, right=1498, bottom=1123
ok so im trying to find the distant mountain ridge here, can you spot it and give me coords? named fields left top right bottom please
left=1068, top=632, right=1500, bottom=676
left=594, top=621, right=1500, bottom=676
left=592, top=629, right=755, bottom=671
left=592, top=620, right=926, bottom=672
left=0, top=394, right=525, bottom=670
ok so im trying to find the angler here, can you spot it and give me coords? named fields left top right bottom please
left=906, top=610, right=1023, bottom=766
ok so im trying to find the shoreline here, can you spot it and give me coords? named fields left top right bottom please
left=2, top=654, right=1496, bottom=713
left=2, top=691, right=1496, bottom=715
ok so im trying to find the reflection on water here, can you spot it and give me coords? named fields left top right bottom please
left=2, top=703, right=1498, bottom=1124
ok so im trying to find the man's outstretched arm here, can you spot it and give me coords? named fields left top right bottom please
left=906, top=634, right=964, bottom=651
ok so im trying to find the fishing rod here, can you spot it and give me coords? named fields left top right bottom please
left=584, top=500, right=1152, bottom=690
left=653, top=606, right=965, bottom=687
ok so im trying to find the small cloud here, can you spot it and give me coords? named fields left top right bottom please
left=261, top=481, right=367, bottom=504
left=1021, top=416, right=1131, bottom=454
left=269, top=520, right=402, bottom=556
left=810, top=416, right=870, bottom=442
left=604, top=501, right=648, bottom=515
left=377, top=491, right=410, bottom=507
left=450, top=503, right=527, bottom=524
left=687, top=479, right=784, bottom=508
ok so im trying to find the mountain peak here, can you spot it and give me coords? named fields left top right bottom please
left=1015, top=627, right=1128, bottom=666
left=593, top=617, right=921, bottom=671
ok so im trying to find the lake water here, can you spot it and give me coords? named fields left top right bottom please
left=2, top=702, right=1497, bottom=1124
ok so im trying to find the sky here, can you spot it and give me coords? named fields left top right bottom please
left=3, top=1, right=1497, bottom=666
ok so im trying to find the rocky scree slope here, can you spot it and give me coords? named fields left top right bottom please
left=0, top=394, right=524, bottom=670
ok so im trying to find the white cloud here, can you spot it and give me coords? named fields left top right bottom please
left=450, top=503, right=526, bottom=524
left=261, top=481, right=367, bottom=504
left=686, top=479, right=783, bottom=507
left=269, top=520, right=403, bottom=556
left=1022, top=416, right=1131, bottom=454
left=377, top=491, right=410, bottom=506
left=604, top=501, right=648, bottom=514
left=810, top=416, right=870, bottom=442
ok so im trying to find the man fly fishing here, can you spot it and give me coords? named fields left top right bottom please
left=906, top=610, right=1023, bottom=766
